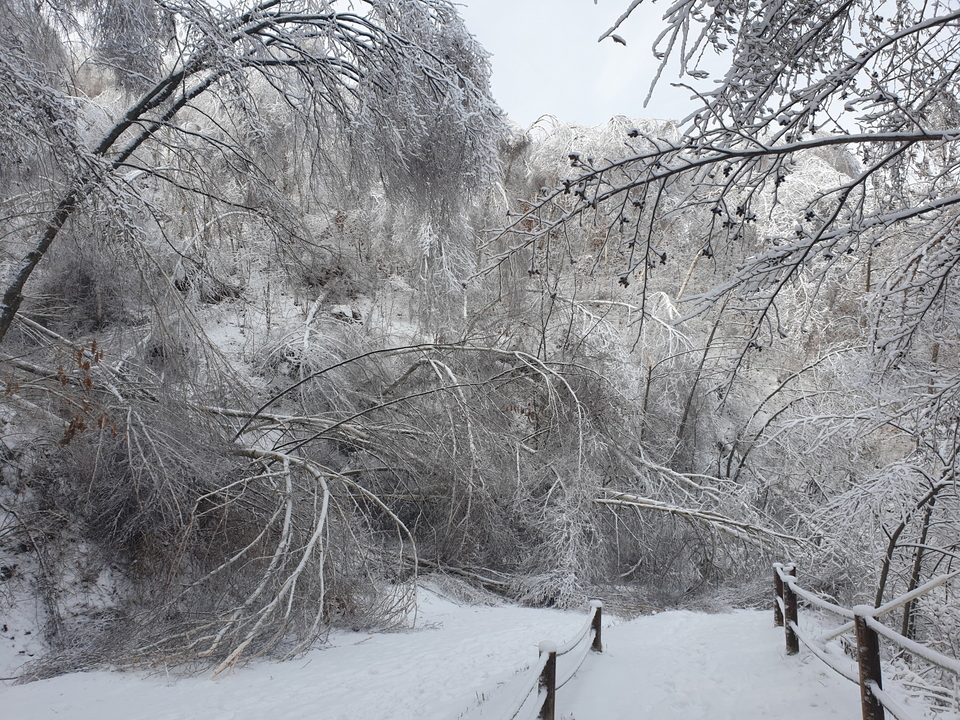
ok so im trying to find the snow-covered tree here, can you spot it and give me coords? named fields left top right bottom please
left=0, top=0, right=508, bottom=673
left=500, top=0, right=960, bottom=347
left=489, top=0, right=960, bottom=624
left=0, top=0, right=502, bottom=343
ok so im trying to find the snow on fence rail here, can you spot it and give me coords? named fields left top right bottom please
left=774, top=562, right=960, bottom=720
left=500, top=600, right=603, bottom=720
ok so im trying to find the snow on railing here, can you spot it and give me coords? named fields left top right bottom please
left=774, top=563, right=960, bottom=720
left=501, top=600, right=603, bottom=720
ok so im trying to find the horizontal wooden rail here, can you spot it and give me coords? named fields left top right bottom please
left=787, top=617, right=860, bottom=685
left=818, top=570, right=960, bottom=644
left=862, top=614, right=960, bottom=676
left=774, top=563, right=960, bottom=720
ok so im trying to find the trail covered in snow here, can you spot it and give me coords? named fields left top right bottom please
left=2, top=588, right=872, bottom=719
left=562, top=610, right=860, bottom=719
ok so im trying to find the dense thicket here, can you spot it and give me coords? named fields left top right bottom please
left=497, top=0, right=960, bottom=701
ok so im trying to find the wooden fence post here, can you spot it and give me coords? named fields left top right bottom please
left=538, top=641, right=557, bottom=720
left=782, top=564, right=799, bottom=655
left=853, top=609, right=885, bottom=720
left=774, top=563, right=785, bottom=627
left=590, top=600, right=603, bottom=652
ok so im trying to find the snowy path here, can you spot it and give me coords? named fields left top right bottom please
left=560, top=610, right=861, bottom=720
left=1, top=594, right=864, bottom=720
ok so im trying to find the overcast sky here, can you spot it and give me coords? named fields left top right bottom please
left=456, top=0, right=706, bottom=127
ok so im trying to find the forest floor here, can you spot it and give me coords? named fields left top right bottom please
left=0, top=582, right=923, bottom=720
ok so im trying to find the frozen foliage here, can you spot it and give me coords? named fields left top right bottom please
left=1, top=0, right=774, bottom=678
left=488, top=0, right=960, bottom=703
left=502, top=0, right=960, bottom=367
left=4, top=0, right=960, bottom=701
left=0, top=0, right=510, bottom=674
left=0, top=0, right=504, bottom=342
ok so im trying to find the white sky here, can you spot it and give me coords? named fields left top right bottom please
left=456, top=0, right=708, bottom=127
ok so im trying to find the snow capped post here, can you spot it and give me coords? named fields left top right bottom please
left=773, top=563, right=785, bottom=627
left=538, top=640, right=557, bottom=720
left=853, top=607, right=885, bottom=720
left=781, top=564, right=799, bottom=655
left=590, top=600, right=603, bottom=653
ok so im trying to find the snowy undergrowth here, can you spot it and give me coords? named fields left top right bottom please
left=0, top=564, right=46, bottom=681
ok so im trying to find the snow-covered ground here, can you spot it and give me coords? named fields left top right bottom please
left=0, top=586, right=875, bottom=720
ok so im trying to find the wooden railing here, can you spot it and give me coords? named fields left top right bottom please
left=774, top=563, right=960, bottom=720
left=500, top=600, right=603, bottom=720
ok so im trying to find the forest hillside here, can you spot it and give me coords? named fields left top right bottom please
left=1, top=0, right=958, bottom=698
